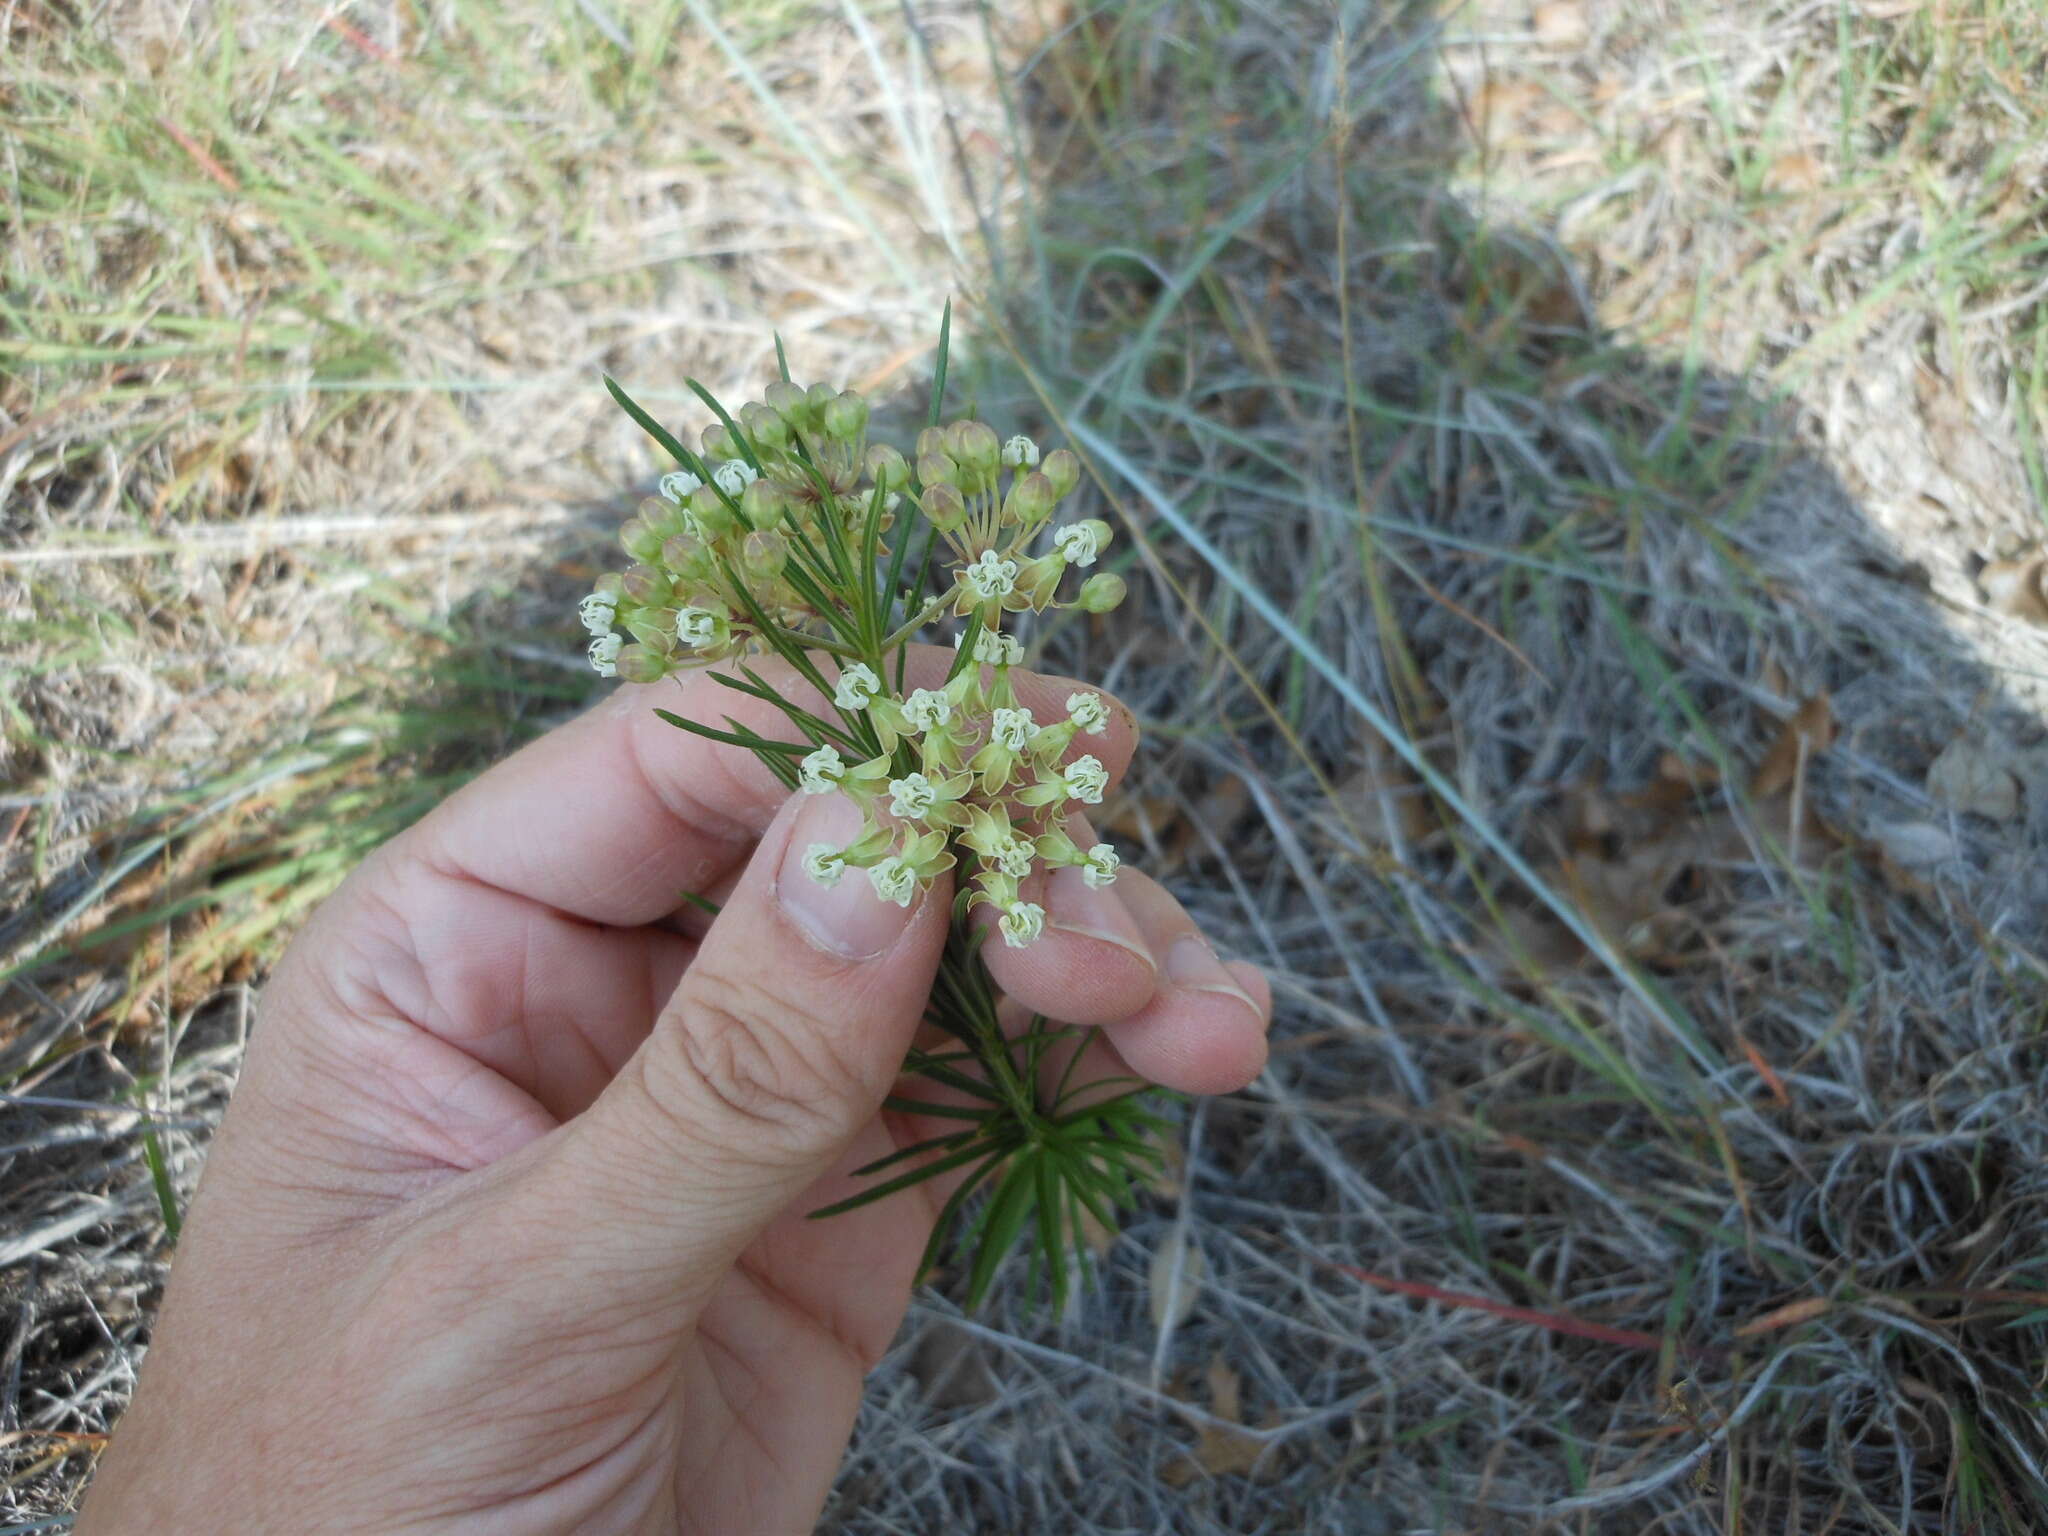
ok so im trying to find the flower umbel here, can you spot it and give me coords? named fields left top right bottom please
left=588, top=344, right=1158, bottom=1314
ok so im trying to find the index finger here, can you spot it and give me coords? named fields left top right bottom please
left=382, top=645, right=1137, bottom=929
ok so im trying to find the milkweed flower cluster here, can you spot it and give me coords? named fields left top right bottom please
left=577, top=379, right=1130, bottom=946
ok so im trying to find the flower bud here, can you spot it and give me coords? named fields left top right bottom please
left=1004, top=471, right=1057, bottom=527
left=1041, top=447, right=1080, bottom=499
left=688, top=484, right=739, bottom=538
left=740, top=477, right=789, bottom=528
left=916, top=426, right=948, bottom=460
left=1014, top=553, right=1064, bottom=611
left=917, top=451, right=959, bottom=489
left=702, top=423, right=737, bottom=460
left=1076, top=571, right=1127, bottom=613
left=866, top=442, right=909, bottom=490
left=804, top=381, right=838, bottom=420
left=620, top=514, right=663, bottom=564
left=615, top=643, right=671, bottom=685
left=740, top=400, right=790, bottom=453
left=762, top=380, right=806, bottom=420
left=739, top=528, right=788, bottom=581
left=920, top=481, right=968, bottom=532
left=620, top=563, right=672, bottom=605
left=822, top=389, right=869, bottom=443
left=661, top=532, right=709, bottom=575
left=947, top=419, right=1000, bottom=475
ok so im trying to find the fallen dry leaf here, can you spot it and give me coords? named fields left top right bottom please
left=1763, top=151, right=1825, bottom=194
left=1161, top=1356, right=1276, bottom=1486
left=1925, top=737, right=2020, bottom=823
left=1532, top=0, right=1590, bottom=46
left=1148, top=1228, right=1206, bottom=1333
left=1751, top=693, right=1836, bottom=800
left=1734, top=1295, right=1834, bottom=1338
left=1977, top=556, right=2048, bottom=626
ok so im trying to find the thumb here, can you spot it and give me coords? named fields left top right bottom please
left=521, top=790, right=947, bottom=1304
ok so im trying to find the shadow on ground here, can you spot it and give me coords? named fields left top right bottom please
left=8, top=1, right=2048, bottom=1532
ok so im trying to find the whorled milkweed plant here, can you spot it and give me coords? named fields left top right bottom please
left=581, top=315, right=1169, bottom=1308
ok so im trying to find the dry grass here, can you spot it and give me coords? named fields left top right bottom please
left=9, top=0, right=2048, bottom=1531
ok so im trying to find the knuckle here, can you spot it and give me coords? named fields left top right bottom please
left=648, top=971, right=869, bottom=1156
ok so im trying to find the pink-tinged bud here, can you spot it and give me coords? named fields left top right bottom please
left=1005, top=471, right=1056, bottom=526
left=916, top=425, right=949, bottom=461
left=920, top=481, right=968, bottom=532
left=620, top=563, right=672, bottom=605
left=917, top=451, right=960, bottom=489
left=946, top=420, right=1000, bottom=476
left=620, top=515, right=663, bottom=563
left=661, top=532, right=708, bottom=572
left=615, top=644, right=670, bottom=685
left=739, top=528, right=788, bottom=581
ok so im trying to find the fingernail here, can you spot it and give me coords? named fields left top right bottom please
left=1046, top=866, right=1155, bottom=970
left=775, top=794, right=917, bottom=961
left=1164, top=934, right=1258, bottom=1011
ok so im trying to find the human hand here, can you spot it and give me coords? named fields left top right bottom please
left=77, top=651, right=1269, bottom=1535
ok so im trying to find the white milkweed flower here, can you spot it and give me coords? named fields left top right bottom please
left=991, top=707, right=1035, bottom=752
left=868, top=856, right=917, bottom=908
left=1000, top=434, right=1039, bottom=468
left=712, top=459, right=759, bottom=496
left=803, top=844, right=847, bottom=887
left=902, top=688, right=951, bottom=733
left=996, top=838, right=1036, bottom=878
left=833, top=663, right=882, bottom=711
left=1065, top=691, right=1110, bottom=736
left=963, top=549, right=1020, bottom=601
left=959, top=629, right=1023, bottom=666
left=1063, top=754, right=1109, bottom=805
left=658, top=470, right=703, bottom=504
left=999, top=900, right=1046, bottom=948
left=1052, top=522, right=1102, bottom=568
left=798, top=744, right=846, bottom=795
left=587, top=634, right=623, bottom=677
left=674, top=607, right=722, bottom=648
left=1081, top=844, right=1121, bottom=889
left=888, top=773, right=938, bottom=820
left=578, top=592, right=618, bottom=636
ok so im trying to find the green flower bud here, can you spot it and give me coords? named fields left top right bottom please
left=946, top=420, right=1000, bottom=476
left=615, top=643, right=671, bottom=685
left=1075, top=571, right=1127, bottom=613
left=822, top=389, right=869, bottom=443
left=916, top=426, right=949, bottom=461
left=804, top=381, right=837, bottom=420
left=740, top=477, right=789, bottom=528
left=702, top=423, right=737, bottom=460
left=620, top=515, right=663, bottom=564
left=688, top=485, right=739, bottom=538
left=739, top=528, right=788, bottom=581
left=620, top=563, right=672, bottom=606
left=1041, top=448, right=1080, bottom=499
left=865, top=442, right=909, bottom=490
left=1004, top=471, right=1057, bottom=527
left=920, top=482, right=968, bottom=532
left=917, top=451, right=959, bottom=489
left=762, top=380, right=806, bottom=420
left=740, top=400, right=791, bottom=453
left=592, top=571, right=625, bottom=599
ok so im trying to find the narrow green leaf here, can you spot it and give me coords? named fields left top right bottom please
left=603, top=373, right=696, bottom=470
left=928, top=297, right=952, bottom=429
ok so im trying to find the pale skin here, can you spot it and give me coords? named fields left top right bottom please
left=78, top=652, right=1270, bottom=1535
